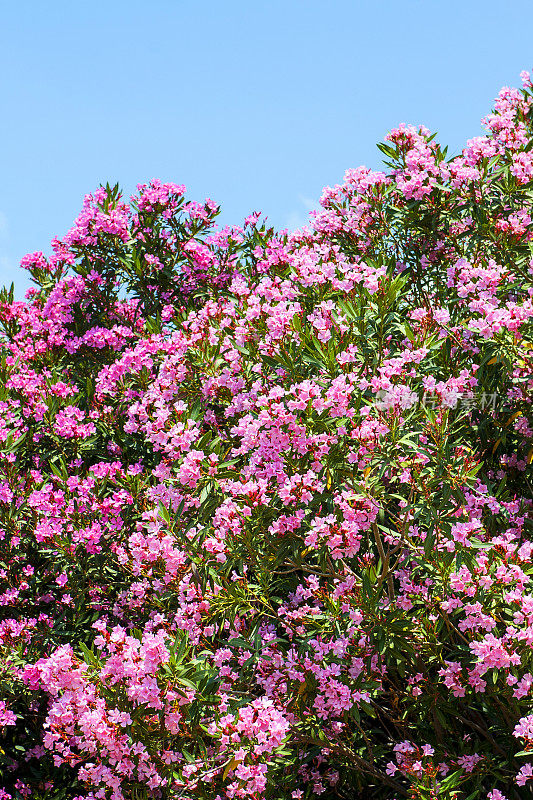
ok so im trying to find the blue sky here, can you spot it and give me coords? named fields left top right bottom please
left=1, top=0, right=532, bottom=297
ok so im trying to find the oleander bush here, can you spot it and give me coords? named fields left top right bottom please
left=0, top=73, right=533, bottom=800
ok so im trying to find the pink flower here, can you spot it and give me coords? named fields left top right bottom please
left=0, top=701, right=16, bottom=727
left=516, top=763, right=533, bottom=786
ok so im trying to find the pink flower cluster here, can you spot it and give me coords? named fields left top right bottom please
left=0, top=73, right=532, bottom=800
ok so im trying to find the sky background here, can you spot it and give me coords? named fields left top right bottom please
left=1, top=0, right=533, bottom=297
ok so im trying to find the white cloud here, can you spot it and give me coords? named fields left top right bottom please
left=0, top=255, right=14, bottom=276
left=0, top=212, right=8, bottom=240
left=286, top=194, right=319, bottom=232
left=300, top=196, right=319, bottom=211
left=0, top=255, right=31, bottom=298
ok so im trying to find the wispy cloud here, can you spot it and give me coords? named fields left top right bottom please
left=0, top=217, right=17, bottom=289
left=0, top=211, right=8, bottom=240
left=0, top=255, right=15, bottom=273
left=286, top=195, right=319, bottom=232
left=0, top=255, right=16, bottom=288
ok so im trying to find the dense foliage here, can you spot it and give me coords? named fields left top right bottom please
left=0, top=73, right=533, bottom=800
